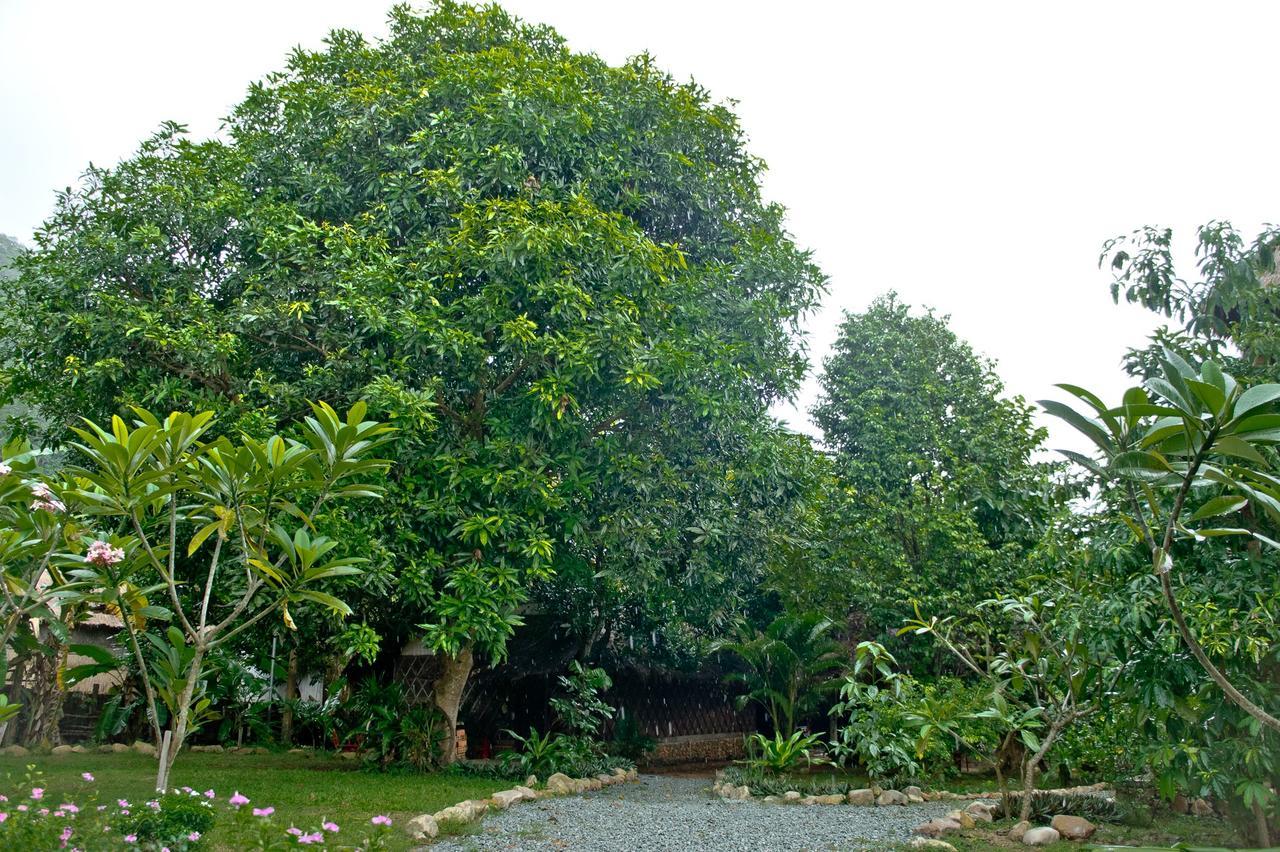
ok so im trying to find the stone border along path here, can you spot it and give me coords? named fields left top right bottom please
left=430, top=774, right=965, bottom=851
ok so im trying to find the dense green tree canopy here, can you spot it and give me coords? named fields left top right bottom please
left=0, top=1, right=823, bottom=746
left=802, top=294, right=1057, bottom=648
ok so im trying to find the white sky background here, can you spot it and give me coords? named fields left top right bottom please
left=2, top=1, right=1278, bottom=454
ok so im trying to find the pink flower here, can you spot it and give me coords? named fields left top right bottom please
left=203, top=789, right=215, bottom=799
left=39, top=807, right=49, bottom=815
left=253, top=806, right=274, bottom=817
left=146, top=799, right=160, bottom=811
left=86, top=539, right=126, bottom=566
left=298, top=832, right=324, bottom=844
left=31, top=787, right=44, bottom=800
left=187, top=832, right=201, bottom=841
left=61, top=826, right=73, bottom=841
left=229, top=791, right=249, bottom=807
left=0, top=812, right=7, bottom=822
left=124, top=835, right=137, bottom=844
left=63, top=803, right=79, bottom=813
left=54, top=809, right=66, bottom=817
left=82, top=773, right=95, bottom=782
left=0, top=462, right=11, bottom=477
left=0, top=794, right=7, bottom=801
left=117, top=799, right=130, bottom=808
left=322, top=821, right=339, bottom=832
left=287, top=826, right=303, bottom=836
left=16, top=804, right=27, bottom=812
left=120, top=809, right=130, bottom=815
left=97, top=805, right=107, bottom=812
left=370, top=814, right=392, bottom=826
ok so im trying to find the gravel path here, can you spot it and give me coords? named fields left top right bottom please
left=432, top=775, right=961, bottom=851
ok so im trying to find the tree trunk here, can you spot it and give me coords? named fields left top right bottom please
left=21, top=635, right=66, bottom=748
left=1018, top=719, right=1066, bottom=822
left=281, top=648, right=299, bottom=746
left=155, top=646, right=206, bottom=791
left=433, top=647, right=473, bottom=764
left=1, top=657, right=28, bottom=746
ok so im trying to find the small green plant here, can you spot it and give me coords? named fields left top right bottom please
left=608, top=715, right=656, bottom=762
left=112, top=791, right=217, bottom=849
left=497, top=727, right=634, bottom=780
left=741, top=730, right=830, bottom=774
left=549, top=661, right=614, bottom=738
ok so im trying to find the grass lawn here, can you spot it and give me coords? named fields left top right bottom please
left=0, top=750, right=506, bottom=850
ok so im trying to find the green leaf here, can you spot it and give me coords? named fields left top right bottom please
left=1188, top=495, right=1248, bottom=522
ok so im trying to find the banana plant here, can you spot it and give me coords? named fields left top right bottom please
left=1043, top=349, right=1280, bottom=733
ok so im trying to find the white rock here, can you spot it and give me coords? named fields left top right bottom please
left=546, top=772, right=576, bottom=795
left=490, top=789, right=523, bottom=809
left=910, top=839, right=957, bottom=851
left=877, top=789, right=909, bottom=806
left=1022, top=827, right=1060, bottom=846
left=524, top=774, right=539, bottom=788
left=407, top=814, right=439, bottom=839
left=783, top=791, right=802, bottom=802
left=847, top=788, right=875, bottom=806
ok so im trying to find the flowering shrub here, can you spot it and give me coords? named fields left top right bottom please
left=0, top=768, right=396, bottom=850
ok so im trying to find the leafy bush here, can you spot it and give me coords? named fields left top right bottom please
left=719, top=765, right=862, bottom=798
left=1022, top=790, right=1121, bottom=824
left=741, top=730, right=830, bottom=774
left=608, top=715, right=656, bottom=763
left=496, top=728, right=634, bottom=780
left=550, top=662, right=614, bottom=738
left=346, top=680, right=445, bottom=771
left=112, top=792, right=216, bottom=849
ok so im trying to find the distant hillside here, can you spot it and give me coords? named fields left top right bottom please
left=0, top=233, right=22, bottom=279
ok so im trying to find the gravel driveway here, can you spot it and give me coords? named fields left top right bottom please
left=431, top=775, right=960, bottom=851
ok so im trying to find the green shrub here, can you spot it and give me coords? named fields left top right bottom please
left=111, top=792, right=217, bottom=849
left=741, top=730, right=830, bottom=774
left=494, top=728, right=634, bottom=780
left=608, top=715, right=656, bottom=763
left=719, top=765, right=860, bottom=798
left=1022, top=790, right=1121, bottom=824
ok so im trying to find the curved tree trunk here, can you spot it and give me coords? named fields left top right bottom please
left=281, top=647, right=299, bottom=746
left=21, top=632, right=66, bottom=747
left=433, top=646, right=473, bottom=764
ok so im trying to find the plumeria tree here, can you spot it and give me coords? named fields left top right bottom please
left=8, top=401, right=393, bottom=790
left=0, top=444, right=76, bottom=742
left=1044, top=351, right=1280, bottom=734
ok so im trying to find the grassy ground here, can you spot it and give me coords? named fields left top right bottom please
left=0, top=750, right=506, bottom=850
left=890, top=814, right=1247, bottom=850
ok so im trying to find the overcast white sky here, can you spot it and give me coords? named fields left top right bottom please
left=2, top=1, right=1277, bottom=453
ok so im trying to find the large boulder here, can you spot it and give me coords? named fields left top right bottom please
left=1050, top=814, right=1096, bottom=840
left=783, top=791, right=802, bottom=802
left=512, top=786, right=538, bottom=802
left=914, top=818, right=962, bottom=837
left=1022, top=827, right=1060, bottom=846
left=110, top=743, right=130, bottom=753
left=816, top=794, right=844, bottom=805
left=964, top=800, right=995, bottom=822
left=1008, top=820, right=1031, bottom=842
left=406, top=814, right=439, bottom=840
left=434, top=799, right=487, bottom=824
left=944, top=809, right=976, bottom=829
left=490, top=789, right=523, bottom=809
left=877, top=789, right=909, bottom=806
left=132, top=741, right=157, bottom=756
left=546, top=773, right=576, bottom=795
left=721, top=785, right=751, bottom=800
left=847, top=788, right=875, bottom=806
left=904, top=785, right=925, bottom=803
left=51, top=745, right=74, bottom=755
left=1, top=745, right=29, bottom=757
left=1191, top=797, right=1214, bottom=817
left=524, top=774, right=539, bottom=788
